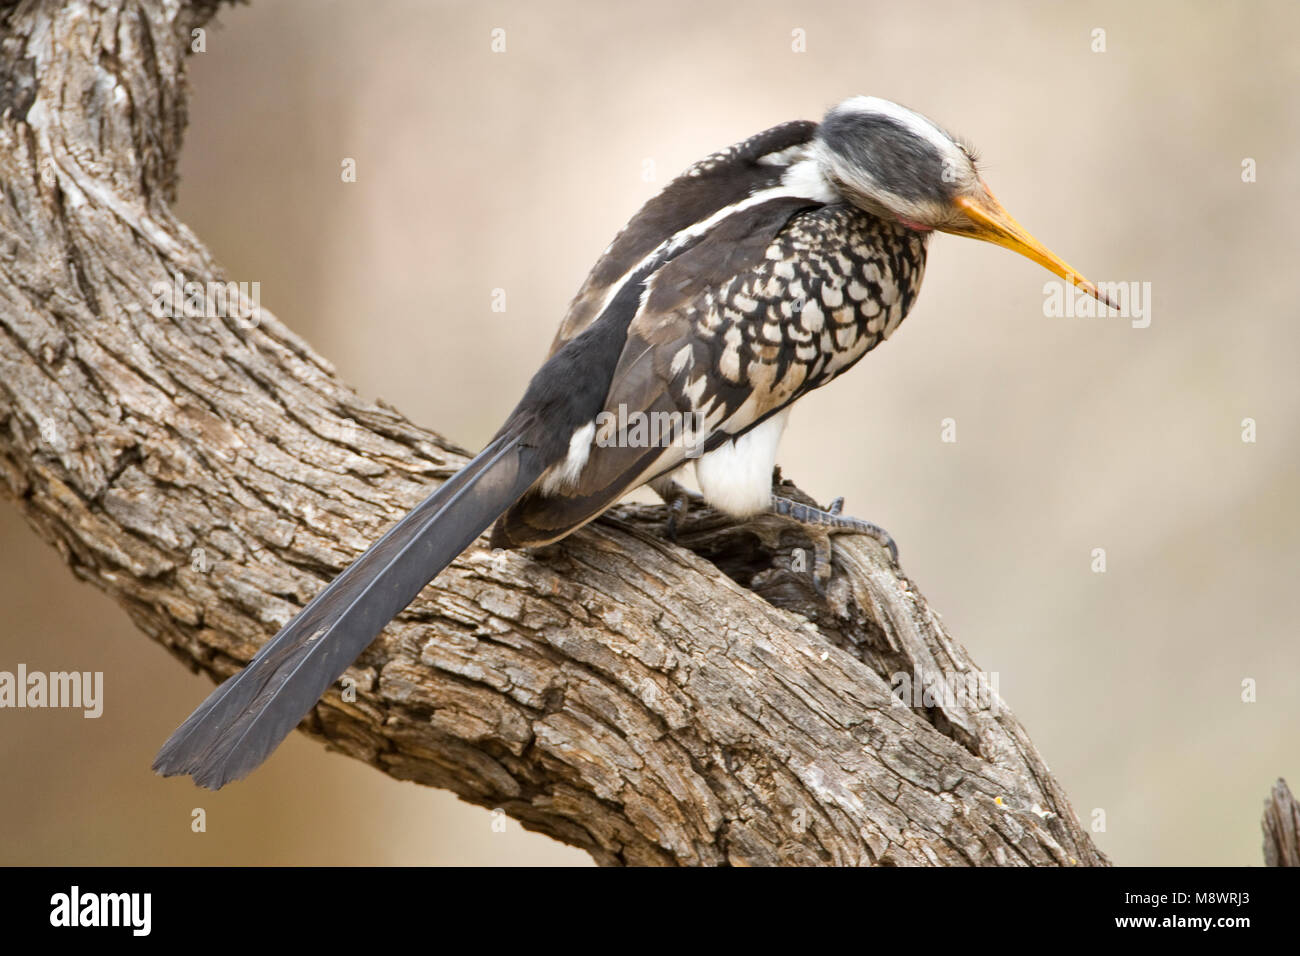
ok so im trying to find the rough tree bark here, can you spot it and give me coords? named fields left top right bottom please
left=0, top=0, right=1108, bottom=866
left=1262, top=779, right=1299, bottom=867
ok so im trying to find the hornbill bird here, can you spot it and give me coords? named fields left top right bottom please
left=155, top=95, right=1111, bottom=788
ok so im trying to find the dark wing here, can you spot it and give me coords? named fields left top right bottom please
left=493, top=203, right=928, bottom=546
left=547, top=120, right=818, bottom=354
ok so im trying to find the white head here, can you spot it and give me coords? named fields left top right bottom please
left=812, top=96, right=1111, bottom=305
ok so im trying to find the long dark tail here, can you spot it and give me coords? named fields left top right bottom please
left=153, top=430, right=549, bottom=789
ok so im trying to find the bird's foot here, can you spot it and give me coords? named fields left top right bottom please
left=769, top=494, right=899, bottom=563
left=653, top=479, right=703, bottom=541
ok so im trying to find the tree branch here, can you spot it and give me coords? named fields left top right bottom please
left=0, top=0, right=1107, bottom=866
left=1262, top=778, right=1299, bottom=867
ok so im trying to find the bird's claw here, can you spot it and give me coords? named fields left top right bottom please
left=654, top=479, right=701, bottom=542
left=770, top=493, right=899, bottom=563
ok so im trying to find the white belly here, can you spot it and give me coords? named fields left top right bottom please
left=693, top=409, right=789, bottom=517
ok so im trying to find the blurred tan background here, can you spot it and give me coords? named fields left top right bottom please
left=2, top=0, right=1297, bottom=865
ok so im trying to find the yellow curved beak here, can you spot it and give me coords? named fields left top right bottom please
left=952, top=191, right=1114, bottom=309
